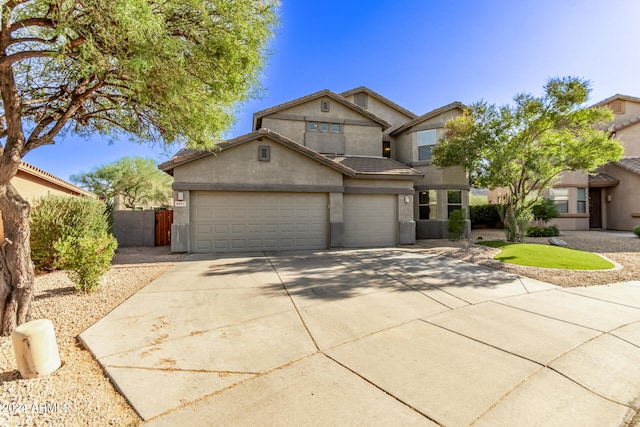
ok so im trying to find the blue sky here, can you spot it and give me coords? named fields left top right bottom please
left=24, top=0, right=640, bottom=181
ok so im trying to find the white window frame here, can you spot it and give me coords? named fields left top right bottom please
left=550, top=188, right=569, bottom=214
left=417, top=129, right=437, bottom=161
left=418, top=190, right=437, bottom=220
left=577, top=187, right=586, bottom=213
left=447, top=190, right=462, bottom=218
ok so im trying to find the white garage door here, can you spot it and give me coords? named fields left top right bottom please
left=344, top=194, right=397, bottom=247
left=190, top=191, right=328, bottom=252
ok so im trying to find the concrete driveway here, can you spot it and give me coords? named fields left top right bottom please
left=79, top=248, right=640, bottom=426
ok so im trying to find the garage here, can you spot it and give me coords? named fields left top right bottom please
left=190, top=191, right=329, bottom=252
left=344, top=194, right=397, bottom=247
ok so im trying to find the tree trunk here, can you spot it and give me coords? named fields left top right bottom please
left=0, top=183, right=34, bottom=336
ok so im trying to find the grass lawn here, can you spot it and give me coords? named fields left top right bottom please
left=477, top=241, right=614, bottom=270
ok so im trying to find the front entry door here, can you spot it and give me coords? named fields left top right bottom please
left=589, top=187, right=602, bottom=228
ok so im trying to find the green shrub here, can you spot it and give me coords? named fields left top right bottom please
left=448, top=209, right=467, bottom=240
left=531, top=198, right=559, bottom=227
left=527, top=225, right=560, bottom=237
left=54, top=233, right=118, bottom=292
left=30, top=195, right=110, bottom=270
left=470, top=204, right=504, bottom=229
left=634, top=225, right=640, bottom=237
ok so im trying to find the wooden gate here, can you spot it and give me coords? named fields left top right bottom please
left=155, top=210, right=173, bottom=246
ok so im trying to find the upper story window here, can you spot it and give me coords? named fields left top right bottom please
left=382, top=141, right=391, bottom=158
left=417, top=129, right=437, bottom=161
left=308, top=122, right=341, bottom=133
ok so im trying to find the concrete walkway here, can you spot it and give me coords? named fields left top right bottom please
left=79, top=249, right=640, bottom=426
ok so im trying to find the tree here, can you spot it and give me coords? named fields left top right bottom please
left=432, top=77, right=624, bottom=242
left=0, top=0, right=278, bottom=334
left=71, top=156, right=173, bottom=209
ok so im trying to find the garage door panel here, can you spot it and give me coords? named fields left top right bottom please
left=344, top=195, right=397, bottom=248
left=190, top=192, right=328, bottom=253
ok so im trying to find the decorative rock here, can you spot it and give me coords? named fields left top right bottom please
left=548, top=237, right=568, bottom=248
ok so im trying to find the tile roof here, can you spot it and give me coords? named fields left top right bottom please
left=327, top=155, right=423, bottom=177
left=588, top=172, right=619, bottom=187
left=339, top=86, right=417, bottom=119
left=252, top=89, right=392, bottom=131
left=18, top=162, right=96, bottom=197
left=613, top=157, right=640, bottom=176
left=592, top=94, right=640, bottom=108
left=389, top=102, right=466, bottom=136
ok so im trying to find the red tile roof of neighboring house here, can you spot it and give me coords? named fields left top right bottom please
left=17, top=162, right=95, bottom=197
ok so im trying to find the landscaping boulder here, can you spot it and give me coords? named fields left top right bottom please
left=548, top=237, right=568, bottom=248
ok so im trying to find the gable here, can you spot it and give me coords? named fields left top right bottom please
left=595, top=94, right=640, bottom=128
left=340, top=87, right=417, bottom=130
left=390, top=102, right=465, bottom=136
left=171, top=137, right=344, bottom=189
left=253, top=90, right=391, bottom=131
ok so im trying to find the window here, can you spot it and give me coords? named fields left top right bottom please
left=550, top=188, right=569, bottom=213
left=418, top=190, right=437, bottom=220
left=307, top=122, right=341, bottom=133
left=577, top=188, right=586, bottom=213
left=417, top=130, right=437, bottom=161
left=382, top=141, right=391, bottom=158
left=321, top=100, right=330, bottom=112
left=447, top=190, right=462, bottom=218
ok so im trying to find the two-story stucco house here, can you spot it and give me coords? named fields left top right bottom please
left=159, top=87, right=469, bottom=253
left=515, top=94, right=640, bottom=232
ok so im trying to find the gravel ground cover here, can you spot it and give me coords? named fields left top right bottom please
left=416, top=229, right=640, bottom=287
left=0, top=231, right=638, bottom=426
left=0, top=247, right=184, bottom=427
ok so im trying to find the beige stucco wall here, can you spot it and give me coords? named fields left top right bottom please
left=342, top=93, right=413, bottom=131
left=602, top=163, right=640, bottom=230
left=12, top=172, right=86, bottom=202
left=414, top=165, right=468, bottom=188
left=261, top=117, right=306, bottom=143
left=259, top=96, right=384, bottom=157
left=615, top=124, right=640, bottom=157
left=393, top=108, right=462, bottom=165
left=173, top=139, right=343, bottom=188
left=606, top=99, right=640, bottom=125
left=343, top=177, right=415, bottom=191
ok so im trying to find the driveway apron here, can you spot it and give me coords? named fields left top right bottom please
left=79, top=249, right=640, bottom=426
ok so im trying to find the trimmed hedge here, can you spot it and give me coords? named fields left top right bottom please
left=634, top=225, right=640, bottom=237
left=527, top=225, right=560, bottom=237
left=470, top=204, right=504, bottom=229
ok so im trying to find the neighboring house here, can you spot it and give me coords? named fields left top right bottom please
left=0, top=162, right=95, bottom=242
left=12, top=162, right=95, bottom=201
left=159, top=87, right=469, bottom=253
left=489, top=94, right=640, bottom=232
